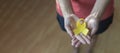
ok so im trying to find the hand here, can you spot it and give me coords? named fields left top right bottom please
left=64, top=14, right=91, bottom=47
left=64, top=14, right=79, bottom=39
left=64, top=14, right=82, bottom=47
left=85, top=13, right=99, bottom=36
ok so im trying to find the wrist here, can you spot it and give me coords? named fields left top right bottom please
left=89, top=12, right=101, bottom=20
left=64, top=13, right=75, bottom=19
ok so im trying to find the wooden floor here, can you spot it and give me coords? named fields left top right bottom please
left=0, top=0, right=120, bottom=53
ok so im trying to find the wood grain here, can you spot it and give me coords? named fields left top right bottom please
left=0, top=0, right=119, bottom=53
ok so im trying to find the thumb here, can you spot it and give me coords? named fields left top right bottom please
left=91, top=27, right=98, bottom=36
left=65, top=25, right=75, bottom=39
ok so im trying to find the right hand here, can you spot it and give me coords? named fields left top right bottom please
left=64, top=14, right=91, bottom=47
left=64, top=14, right=79, bottom=39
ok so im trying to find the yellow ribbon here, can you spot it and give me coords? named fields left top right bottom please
left=73, top=18, right=89, bottom=36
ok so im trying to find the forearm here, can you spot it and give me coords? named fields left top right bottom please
left=90, top=0, right=110, bottom=19
left=57, top=0, right=74, bottom=18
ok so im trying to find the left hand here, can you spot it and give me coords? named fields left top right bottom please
left=85, top=13, right=99, bottom=36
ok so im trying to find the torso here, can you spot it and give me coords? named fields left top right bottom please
left=56, top=0, right=114, bottom=20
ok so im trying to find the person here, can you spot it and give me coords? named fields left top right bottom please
left=56, top=0, right=114, bottom=53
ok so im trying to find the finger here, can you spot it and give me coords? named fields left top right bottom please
left=91, top=24, right=98, bottom=35
left=75, top=41, right=81, bottom=48
left=65, top=25, right=74, bottom=38
left=85, top=15, right=92, bottom=22
left=71, top=39, right=77, bottom=46
left=70, top=14, right=79, bottom=21
left=71, top=38, right=78, bottom=46
left=75, top=35, right=86, bottom=44
left=80, top=33, right=91, bottom=44
left=91, top=27, right=98, bottom=36
left=86, top=35, right=91, bottom=40
left=87, top=21, right=98, bottom=36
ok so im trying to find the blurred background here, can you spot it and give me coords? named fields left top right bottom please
left=0, top=0, right=119, bottom=53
